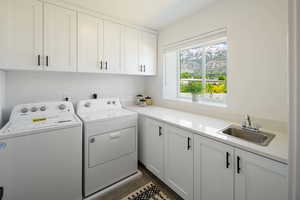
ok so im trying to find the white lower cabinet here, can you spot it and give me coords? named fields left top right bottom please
left=164, top=125, right=194, bottom=200
left=194, top=135, right=234, bottom=200
left=138, top=116, right=288, bottom=200
left=234, top=149, right=288, bottom=200
left=138, top=117, right=164, bottom=179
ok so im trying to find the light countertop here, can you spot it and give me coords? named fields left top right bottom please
left=126, top=105, right=288, bottom=164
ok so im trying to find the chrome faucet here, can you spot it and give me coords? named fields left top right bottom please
left=242, top=114, right=260, bottom=132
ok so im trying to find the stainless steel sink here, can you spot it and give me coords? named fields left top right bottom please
left=221, top=126, right=275, bottom=146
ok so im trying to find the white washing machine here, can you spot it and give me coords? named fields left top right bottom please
left=77, top=98, right=138, bottom=198
left=0, top=101, right=82, bottom=200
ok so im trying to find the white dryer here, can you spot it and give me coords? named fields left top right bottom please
left=0, top=101, right=82, bottom=200
left=77, top=98, right=138, bottom=197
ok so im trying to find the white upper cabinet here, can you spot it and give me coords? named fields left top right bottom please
left=235, top=149, right=288, bottom=200
left=0, top=0, right=157, bottom=75
left=164, top=125, right=194, bottom=200
left=44, top=3, right=76, bottom=72
left=0, top=0, right=43, bottom=70
left=194, top=135, right=234, bottom=200
left=123, top=27, right=140, bottom=74
left=103, top=20, right=122, bottom=73
left=140, top=32, right=157, bottom=75
left=78, top=13, right=104, bottom=73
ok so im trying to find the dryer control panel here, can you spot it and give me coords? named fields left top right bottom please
left=77, top=98, right=122, bottom=116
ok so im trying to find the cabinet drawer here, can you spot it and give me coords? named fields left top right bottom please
left=88, top=127, right=136, bottom=168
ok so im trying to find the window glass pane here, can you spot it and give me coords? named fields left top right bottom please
left=204, top=42, right=227, bottom=102
left=179, top=47, right=203, bottom=97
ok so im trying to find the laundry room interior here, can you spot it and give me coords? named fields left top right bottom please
left=0, top=0, right=299, bottom=200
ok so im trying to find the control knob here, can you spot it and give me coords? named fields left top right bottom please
left=31, top=107, right=38, bottom=112
left=84, top=102, right=91, bottom=108
left=21, top=107, right=29, bottom=114
left=40, top=106, right=46, bottom=111
left=58, top=104, right=66, bottom=110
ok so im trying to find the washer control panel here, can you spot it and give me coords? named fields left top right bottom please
left=10, top=101, right=75, bottom=121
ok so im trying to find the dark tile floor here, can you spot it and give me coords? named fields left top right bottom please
left=96, top=164, right=183, bottom=200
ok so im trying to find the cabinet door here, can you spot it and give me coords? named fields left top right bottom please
left=103, top=20, right=121, bottom=73
left=235, top=149, right=288, bottom=200
left=44, top=3, right=76, bottom=72
left=194, top=135, right=234, bottom=200
left=138, top=116, right=148, bottom=165
left=165, top=125, right=193, bottom=200
left=145, top=118, right=165, bottom=180
left=0, top=0, right=43, bottom=70
left=78, top=13, right=104, bottom=73
left=123, top=27, right=140, bottom=74
left=140, top=32, right=157, bottom=75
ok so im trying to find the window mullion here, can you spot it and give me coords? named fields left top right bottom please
left=202, top=49, right=207, bottom=94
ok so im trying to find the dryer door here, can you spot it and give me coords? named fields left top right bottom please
left=88, top=127, right=136, bottom=168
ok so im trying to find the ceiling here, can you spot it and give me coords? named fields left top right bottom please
left=63, top=0, right=217, bottom=30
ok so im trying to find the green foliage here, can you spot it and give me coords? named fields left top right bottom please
left=180, top=72, right=202, bottom=79
left=180, top=72, right=193, bottom=79
left=218, top=75, right=226, bottom=80
left=193, top=74, right=202, bottom=79
left=184, top=81, right=202, bottom=94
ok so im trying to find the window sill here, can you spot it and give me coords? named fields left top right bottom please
left=165, top=97, right=228, bottom=108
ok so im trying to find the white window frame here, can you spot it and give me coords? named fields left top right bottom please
left=176, top=38, right=228, bottom=103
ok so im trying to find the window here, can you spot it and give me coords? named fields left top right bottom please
left=163, top=31, right=227, bottom=106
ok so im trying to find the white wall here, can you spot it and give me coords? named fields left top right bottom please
left=146, top=0, right=288, bottom=132
left=0, top=71, right=5, bottom=127
left=3, top=71, right=145, bottom=122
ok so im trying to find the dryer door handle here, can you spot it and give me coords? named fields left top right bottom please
left=109, top=132, right=121, bottom=139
